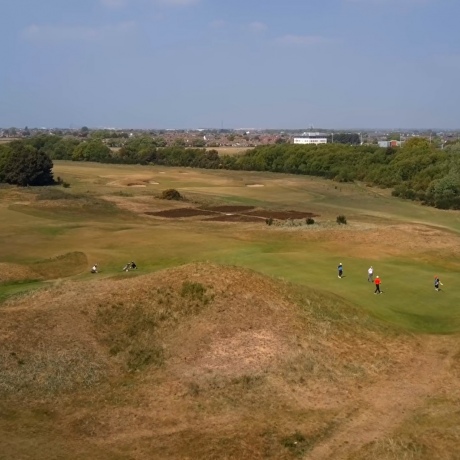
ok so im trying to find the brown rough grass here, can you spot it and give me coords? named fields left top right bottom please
left=0, top=263, right=41, bottom=284
left=0, top=252, right=87, bottom=285
left=0, top=263, right=459, bottom=460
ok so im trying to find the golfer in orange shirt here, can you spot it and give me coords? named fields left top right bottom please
left=374, top=275, right=382, bottom=294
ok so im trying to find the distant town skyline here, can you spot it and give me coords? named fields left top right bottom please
left=1, top=0, right=459, bottom=129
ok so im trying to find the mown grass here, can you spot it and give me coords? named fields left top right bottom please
left=0, top=281, right=44, bottom=305
left=1, top=161, right=459, bottom=336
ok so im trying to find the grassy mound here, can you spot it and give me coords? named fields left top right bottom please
left=32, top=251, right=88, bottom=279
left=0, top=253, right=87, bottom=292
left=0, top=263, right=41, bottom=285
left=8, top=190, right=123, bottom=220
left=0, top=263, right=458, bottom=459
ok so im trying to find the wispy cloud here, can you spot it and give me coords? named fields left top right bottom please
left=247, top=21, right=268, bottom=33
left=22, top=21, right=135, bottom=42
left=276, top=35, right=333, bottom=46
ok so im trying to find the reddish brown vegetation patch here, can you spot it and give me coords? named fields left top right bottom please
left=145, top=208, right=215, bottom=218
left=145, top=205, right=318, bottom=222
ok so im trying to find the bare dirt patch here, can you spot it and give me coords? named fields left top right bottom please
left=191, top=329, right=286, bottom=376
left=246, top=184, right=265, bottom=187
left=143, top=205, right=319, bottom=222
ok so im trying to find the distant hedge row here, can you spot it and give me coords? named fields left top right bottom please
left=2, top=135, right=460, bottom=209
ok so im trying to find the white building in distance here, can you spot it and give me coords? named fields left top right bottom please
left=293, top=132, right=328, bottom=145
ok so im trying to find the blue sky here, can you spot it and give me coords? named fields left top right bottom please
left=0, top=0, right=459, bottom=129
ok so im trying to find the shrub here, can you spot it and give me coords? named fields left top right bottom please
left=161, top=188, right=182, bottom=200
left=56, top=176, right=71, bottom=188
left=336, top=215, right=347, bottom=225
left=392, top=185, right=416, bottom=200
left=180, top=281, right=206, bottom=301
left=265, top=217, right=274, bottom=226
left=35, top=188, right=74, bottom=200
left=306, top=217, right=315, bottom=225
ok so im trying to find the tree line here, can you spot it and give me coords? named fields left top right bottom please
left=1, top=135, right=460, bottom=210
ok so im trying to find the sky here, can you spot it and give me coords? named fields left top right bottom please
left=0, top=0, right=459, bottom=130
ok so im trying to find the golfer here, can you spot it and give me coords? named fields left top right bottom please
left=374, top=275, right=382, bottom=294
left=368, top=266, right=374, bottom=282
left=338, top=262, right=343, bottom=279
left=434, top=276, right=443, bottom=292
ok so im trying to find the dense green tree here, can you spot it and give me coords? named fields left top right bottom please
left=425, top=172, right=460, bottom=209
left=117, top=137, right=157, bottom=164
left=72, top=140, right=111, bottom=162
left=0, top=145, right=8, bottom=182
left=51, top=138, right=80, bottom=160
left=0, top=141, right=54, bottom=186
